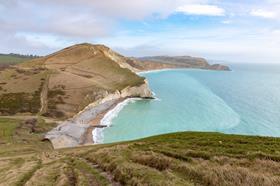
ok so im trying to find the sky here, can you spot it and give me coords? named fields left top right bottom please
left=1, top=0, right=280, bottom=63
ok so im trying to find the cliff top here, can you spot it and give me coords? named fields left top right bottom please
left=0, top=43, right=146, bottom=119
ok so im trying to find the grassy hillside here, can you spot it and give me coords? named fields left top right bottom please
left=0, top=54, right=38, bottom=66
left=0, top=116, right=279, bottom=185
left=137, top=56, right=230, bottom=71
left=0, top=44, right=146, bottom=119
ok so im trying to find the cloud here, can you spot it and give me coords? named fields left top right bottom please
left=29, top=0, right=207, bottom=20
left=221, top=20, right=232, bottom=24
left=176, top=4, right=225, bottom=16
left=0, top=0, right=207, bottom=38
left=1, top=0, right=280, bottom=63
left=250, top=9, right=277, bottom=19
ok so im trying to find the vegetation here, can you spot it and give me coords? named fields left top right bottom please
left=71, top=132, right=280, bottom=186
left=0, top=44, right=275, bottom=185
left=0, top=117, right=54, bottom=155
left=0, top=53, right=38, bottom=68
left=0, top=91, right=41, bottom=115
left=0, top=44, right=147, bottom=119
left=0, top=117, right=279, bottom=186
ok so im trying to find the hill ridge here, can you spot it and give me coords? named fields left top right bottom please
left=0, top=43, right=152, bottom=119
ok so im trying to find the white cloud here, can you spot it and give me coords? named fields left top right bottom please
left=33, top=0, right=206, bottom=20
left=97, top=27, right=280, bottom=63
left=250, top=9, right=277, bottom=19
left=176, top=4, right=225, bottom=16
left=221, top=20, right=232, bottom=24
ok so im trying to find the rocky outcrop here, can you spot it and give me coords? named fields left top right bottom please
left=209, top=64, right=231, bottom=71
left=120, top=80, right=153, bottom=98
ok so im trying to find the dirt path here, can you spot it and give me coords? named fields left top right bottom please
left=39, top=74, right=50, bottom=115
left=78, top=157, right=121, bottom=186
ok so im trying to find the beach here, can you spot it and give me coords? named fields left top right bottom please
left=45, top=78, right=154, bottom=149
left=45, top=98, right=124, bottom=148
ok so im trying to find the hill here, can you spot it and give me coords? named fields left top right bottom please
left=138, top=56, right=231, bottom=71
left=0, top=117, right=279, bottom=185
left=0, top=43, right=152, bottom=119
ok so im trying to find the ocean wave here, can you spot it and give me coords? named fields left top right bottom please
left=137, top=68, right=174, bottom=75
left=151, top=91, right=161, bottom=101
left=92, top=98, right=142, bottom=144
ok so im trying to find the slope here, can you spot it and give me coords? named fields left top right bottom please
left=0, top=117, right=279, bottom=186
left=0, top=43, right=151, bottom=119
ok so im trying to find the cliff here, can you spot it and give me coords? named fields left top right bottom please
left=136, top=56, right=231, bottom=71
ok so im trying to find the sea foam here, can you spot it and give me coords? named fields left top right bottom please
left=92, top=98, right=141, bottom=144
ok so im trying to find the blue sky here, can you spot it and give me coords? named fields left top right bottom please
left=1, top=0, right=280, bottom=63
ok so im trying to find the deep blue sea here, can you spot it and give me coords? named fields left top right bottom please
left=98, top=63, right=280, bottom=143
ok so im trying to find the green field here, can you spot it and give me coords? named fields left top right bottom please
left=0, top=117, right=279, bottom=185
left=0, top=54, right=37, bottom=66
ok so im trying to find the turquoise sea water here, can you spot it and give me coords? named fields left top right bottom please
left=101, top=64, right=280, bottom=143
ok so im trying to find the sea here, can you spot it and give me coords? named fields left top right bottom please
left=93, top=63, right=280, bottom=144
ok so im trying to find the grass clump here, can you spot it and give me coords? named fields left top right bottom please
left=15, top=159, right=42, bottom=186
left=69, top=158, right=111, bottom=186
left=0, top=93, right=40, bottom=114
left=0, top=118, right=19, bottom=143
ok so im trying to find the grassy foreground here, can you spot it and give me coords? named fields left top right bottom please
left=0, top=117, right=280, bottom=186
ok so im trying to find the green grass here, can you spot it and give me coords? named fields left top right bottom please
left=15, top=159, right=42, bottom=186
left=68, top=158, right=111, bottom=185
left=0, top=54, right=37, bottom=66
left=0, top=91, right=41, bottom=115
left=0, top=125, right=280, bottom=185
left=0, top=117, right=54, bottom=157
left=0, top=118, right=19, bottom=143
left=137, top=132, right=280, bottom=159
left=64, top=132, right=280, bottom=185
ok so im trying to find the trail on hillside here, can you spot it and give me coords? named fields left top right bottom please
left=39, top=73, right=50, bottom=115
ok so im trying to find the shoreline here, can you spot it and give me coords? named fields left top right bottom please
left=45, top=97, right=147, bottom=149
left=44, top=69, right=164, bottom=149
left=81, top=98, right=125, bottom=145
left=92, top=97, right=142, bottom=144
left=45, top=98, right=125, bottom=149
left=137, top=68, right=175, bottom=75
left=44, top=67, right=231, bottom=149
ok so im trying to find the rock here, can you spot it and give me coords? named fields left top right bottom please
left=94, top=125, right=107, bottom=128
left=120, top=80, right=153, bottom=98
left=209, top=64, right=231, bottom=71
